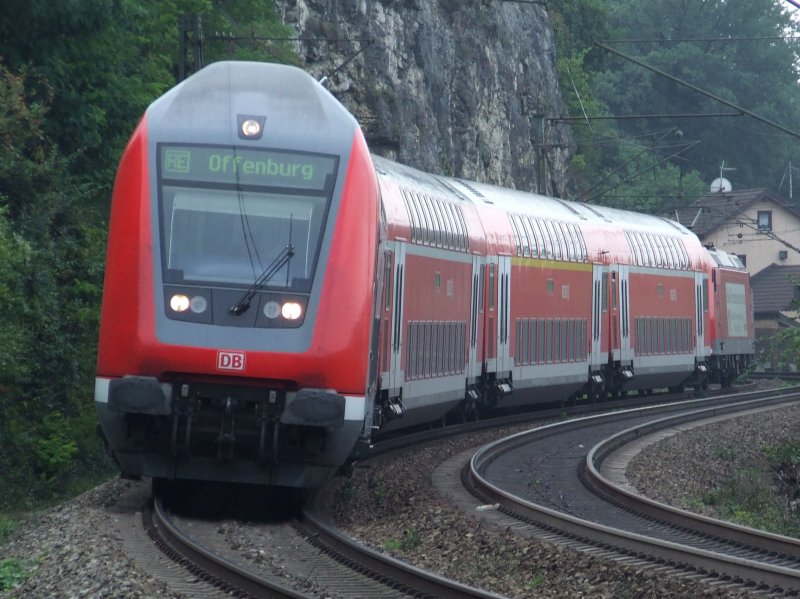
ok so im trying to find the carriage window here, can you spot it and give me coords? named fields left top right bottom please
left=159, top=144, right=335, bottom=292
left=162, top=189, right=324, bottom=290
left=489, top=264, right=496, bottom=310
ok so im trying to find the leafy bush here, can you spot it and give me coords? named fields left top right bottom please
left=701, top=447, right=800, bottom=538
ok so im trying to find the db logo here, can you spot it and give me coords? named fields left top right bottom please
left=217, top=351, right=246, bottom=372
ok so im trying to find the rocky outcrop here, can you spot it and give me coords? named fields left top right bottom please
left=277, top=0, right=572, bottom=196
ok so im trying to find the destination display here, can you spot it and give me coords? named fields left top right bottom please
left=159, top=144, right=337, bottom=191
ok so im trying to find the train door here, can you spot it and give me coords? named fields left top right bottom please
left=485, top=259, right=497, bottom=372
left=388, top=242, right=406, bottom=391
left=617, top=265, right=632, bottom=363
left=379, top=248, right=393, bottom=385
left=694, top=271, right=708, bottom=361
left=496, top=255, right=512, bottom=374
left=607, top=269, right=620, bottom=360
left=467, top=254, right=483, bottom=379
left=590, top=264, right=605, bottom=368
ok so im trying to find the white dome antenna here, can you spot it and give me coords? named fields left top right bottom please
left=712, top=161, right=735, bottom=192
left=710, top=177, right=732, bottom=193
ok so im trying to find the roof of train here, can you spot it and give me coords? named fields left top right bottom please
left=145, top=61, right=359, bottom=159
left=372, top=155, right=712, bottom=267
left=373, top=155, right=694, bottom=236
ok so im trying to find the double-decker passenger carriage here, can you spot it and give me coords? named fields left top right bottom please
left=96, top=61, right=755, bottom=489
left=374, top=162, right=735, bottom=424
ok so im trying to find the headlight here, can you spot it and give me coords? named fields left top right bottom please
left=263, top=301, right=281, bottom=319
left=281, top=301, right=303, bottom=320
left=241, top=119, right=261, bottom=137
left=190, top=295, right=208, bottom=314
left=170, top=294, right=190, bottom=312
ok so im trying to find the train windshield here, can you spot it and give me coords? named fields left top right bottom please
left=157, top=145, right=338, bottom=291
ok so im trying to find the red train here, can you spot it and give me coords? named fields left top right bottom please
left=95, top=61, right=754, bottom=488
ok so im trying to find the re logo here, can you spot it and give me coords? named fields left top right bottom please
left=217, top=351, right=246, bottom=372
left=164, top=149, right=191, bottom=173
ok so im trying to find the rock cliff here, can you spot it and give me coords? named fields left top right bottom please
left=276, top=0, right=572, bottom=195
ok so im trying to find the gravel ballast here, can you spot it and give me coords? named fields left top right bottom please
left=2, top=400, right=799, bottom=598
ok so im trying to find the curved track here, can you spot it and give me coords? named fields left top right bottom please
left=150, top=483, right=504, bottom=598
left=467, top=388, right=800, bottom=595
left=148, top=496, right=308, bottom=598
left=142, top=385, right=791, bottom=597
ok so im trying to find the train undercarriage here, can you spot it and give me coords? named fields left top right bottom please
left=96, top=376, right=361, bottom=488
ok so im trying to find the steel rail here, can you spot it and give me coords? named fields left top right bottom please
left=298, top=386, right=771, bottom=598
left=150, top=496, right=308, bottom=598
left=468, top=387, right=800, bottom=594
left=300, top=498, right=507, bottom=599
left=582, top=396, right=800, bottom=590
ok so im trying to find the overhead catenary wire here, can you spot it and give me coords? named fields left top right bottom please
left=595, top=41, right=800, bottom=140
left=575, top=128, right=687, bottom=202
left=581, top=140, right=702, bottom=204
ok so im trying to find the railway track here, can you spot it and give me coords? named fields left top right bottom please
left=141, top=384, right=796, bottom=597
left=140, top=387, right=695, bottom=596
left=466, top=387, right=800, bottom=595
left=148, top=491, right=507, bottom=598
left=148, top=473, right=506, bottom=597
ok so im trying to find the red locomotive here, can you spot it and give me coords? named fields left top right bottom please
left=95, top=61, right=754, bottom=488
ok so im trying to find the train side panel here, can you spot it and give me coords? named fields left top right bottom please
left=373, top=166, right=483, bottom=429
left=627, top=268, right=697, bottom=390
left=706, top=250, right=755, bottom=385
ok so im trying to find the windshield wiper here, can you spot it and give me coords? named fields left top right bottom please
left=229, top=243, right=295, bottom=315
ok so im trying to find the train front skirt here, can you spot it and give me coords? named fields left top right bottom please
left=94, top=377, right=365, bottom=488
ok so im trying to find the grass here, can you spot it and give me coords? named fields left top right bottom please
left=0, top=512, right=31, bottom=591
left=0, top=466, right=114, bottom=592
left=713, top=446, right=738, bottom=462
left=526, top=575, right=545, bottom=589
left=700, top=442, right=800, bottom=538
left=0, top=558, right=29, bottom=591
left=384, top=528, right=421, bottom=552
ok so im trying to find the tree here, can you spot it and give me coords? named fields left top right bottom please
left=0, top=0, right=296, bottom=200
left=592, top=0, right=800, bottom=191
left=0, top=0, right=298, bottom=508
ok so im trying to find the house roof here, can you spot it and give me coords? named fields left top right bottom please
left=670, top=188, right=800, bottom=238
left=750, top=263, right=800, bottom=316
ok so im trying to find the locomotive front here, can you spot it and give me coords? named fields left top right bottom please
left=95, top=62, right=380, bottom=488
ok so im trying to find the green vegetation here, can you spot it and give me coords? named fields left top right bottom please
left=0, top=558, right=29, bottom=592
left=526, top=575, right=545, bottom=590
left=712, top=445, right=738, bottom=462
left=371, top=483, right=387, bottom=508
left=760, top=325, right=800, bottom=373
left=701, top=441, right=800, bottom=537
left=383, top=528, right=422, bottom=552
left=551, top=0, right=799, bottom=207
left=0, top=515, right=16, bottom=545
left=0, top=0, right=296, bottom=513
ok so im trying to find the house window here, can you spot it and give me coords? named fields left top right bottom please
left=757, top=210, right=772, bottom=231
